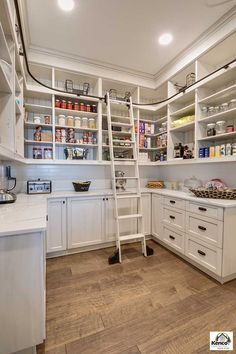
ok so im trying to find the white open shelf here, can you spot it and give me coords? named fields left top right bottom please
left=0, top=60, right=12, bottom=94
left=24, top=103, right=52, bottom=114
left=0, top=23, right=12, bottom=64
left=55, top=107, right=97, bottom=117
left=170, top=102, right=195, bottom=117
left=198, top=131, right=236, bottom=142
left=199, top=83, right=236, bottom=105
left=198, top=107, right=236, bottom=124
left=170, top=121, right=195, bottom=132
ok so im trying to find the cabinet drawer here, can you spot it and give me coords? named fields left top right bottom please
left=163, top=226, right=184, bottom=254
left=185, top=237, right=222, bottom=276
left=164, top=196, right=185, bottom=210
left=186, top=201, right=223, bottom=221
left=163, top=207, right=185, bottom=231
left=186, top=213, right=223, bottom=248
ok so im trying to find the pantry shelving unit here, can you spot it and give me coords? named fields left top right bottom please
left=0, top=1, right=236, bottom=166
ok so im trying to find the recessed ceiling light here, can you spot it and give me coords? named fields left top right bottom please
left=158, top=33, right=173, bottom=46
left=57, top=0, right=75, bottom=11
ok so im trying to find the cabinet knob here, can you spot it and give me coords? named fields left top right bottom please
left=198, top=250, right=206, bottom=256
left=198, top=225, right=206, bottom=231
left=170, top=200, right=176, bottom=204
left=169, top=215, right=175, bottom=220
left=63, top=201, right=65, bottom=204
left=199, top=207, right=207, bottom=212
left=169, top=235, right=175, bottom=240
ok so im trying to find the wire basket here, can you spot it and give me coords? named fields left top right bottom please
left=72, top=181, right=91, bottom=192
left=189, top=188, right=236, bottom=200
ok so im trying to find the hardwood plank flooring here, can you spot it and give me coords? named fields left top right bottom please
left=37, top=240, right=236, bottom=354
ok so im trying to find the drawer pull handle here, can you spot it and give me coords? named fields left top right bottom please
left=169, top=235, right=175, bottom=240
left=170, top=200, right=176, bottom=204
left=169, top=215, right=175, bottom=220
left=199, top=207, right=207, bottom=212
left=198, top=225, right=206, bottom=231
left=198, top=250, right=206, bottom=256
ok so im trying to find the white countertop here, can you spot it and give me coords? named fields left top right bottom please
left=1, top=188, right=236, bottom=237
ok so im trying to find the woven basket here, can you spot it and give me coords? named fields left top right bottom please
left=189, top=188, right=236, bottom=200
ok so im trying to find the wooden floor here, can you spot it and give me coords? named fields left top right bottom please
left=37, top=240, right=236, bottom=354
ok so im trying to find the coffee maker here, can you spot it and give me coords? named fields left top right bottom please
left=0, top=166, right=17, bottom=204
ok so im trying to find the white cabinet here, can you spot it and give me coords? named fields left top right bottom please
left=151, top=194, right=163, bottom=240
left=67, top=197, right=104, bottom=249
left=141, top=193, right=151, bottom=235
left=47, top=198, right=67, bottom=253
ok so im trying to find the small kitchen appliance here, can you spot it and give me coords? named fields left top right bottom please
left=27, top=179, right=52, bottom=194
left=0, top=166, right=17, bottom=204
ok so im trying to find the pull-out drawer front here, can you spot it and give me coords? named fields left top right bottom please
left=163, top=226, right=184, bottom=254
left=186, top=213, right=223, bottom=248
left=163, top=207, right=185, bottom=231
left=185, top=237, right=222, bottom=276
left=164, top=197, right=185, bottom=210
left=186, top=201, right=223, bottom=221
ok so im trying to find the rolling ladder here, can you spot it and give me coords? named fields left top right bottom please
left=105, top=92, right=154, bottom=264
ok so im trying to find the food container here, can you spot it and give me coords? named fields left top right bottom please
left=44, top=115, right=51, bottom=124
left=204, top=147, right=209, bottom=157
left=82, top=117, right=88, bottom=128
left=55, top=129, right=61, bottom=142
left=67, top=101, right=73, bottom=110
left=206, top=123, right=216, bottom=136
left=83, top=132, right=88, bottom=144
left=79, top=103, right=86, bottom=111
left=44, top=148, right=53, bottom=159
left=86, top=104, right=91, bottom=112
left=33, top=116, right=41, bottom=124
left=226, top=125, right=234, bottom=133
left=220, top=144, right=226, bottom=156
left=61, top=100, right=67, bottom=109
left=67, top=116, right=74, bottom=127
left=208, top=107, right=214, bottom=116
left=232, top=143, right=236, bottom=155
left=88, top=132, right=93, bottom=144
left=33, top=147, right=42, bottom=159
left=216, top=121, right=226, bottom=135
left=74, top=102, right=79, bottom=111
left=74, top=117, right=81, bottom=128
left=58, top=114, right=66, bottom=126
left=92, top=105, right=97, bottom=113
left=215, top=145, right=220, bottom=157
left=226, top=143, right=232, bottom=156
left=88, top=118, right=95, bottom=129
left=34, top=126, right=41, bottom=141
left=229, top=99, right=236, bottom=109
left=67, top=128, right=75, bottom=143
left=61, top=128, right=66, bottom=137
left=199, top=148, right=205, bottom=158
left=210, top=146, right=215, bottom=158
left=201, top=107, right=208, bottom=117
left=220, top=102, right=228, bottom=112
left=55, top=99, right=61, bottom=108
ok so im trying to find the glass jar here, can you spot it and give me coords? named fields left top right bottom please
left=216, top=121, right=226, bottom=135
left=214, top=106, right=220, bottom=115
left=44, top=115, right=51, bottom=124
left=82, top=117, right=88, bottom=128
left=92, top=105, right=97, bottom=113
left=220, top=102, right=228, bottom=112
left=44, top=148, right=53, bottom=159
left=162, top=122, right=167, bottom=132
left=67, top=116, right=74, bottom=127
left=86, top=104, right=91, bottom=112
left=208, top=107, right=214, bottom=116
left=58, top=114, right=65, bottom=126
left=226, top=125, right=234, bottom=133
left=232, top=143, right=236, bottom=156
left=201, top=106, right=208, bottom=117
left=88, top=118, right=95, bottom=129
left=55, top=129, right=61, bottom=142
left=229, top=99, right=236, bottom=109
left=67, top=128, right=75, bottom=143
left=79, top=103, right=86, bottom=111
left=55, top=99, right=61, bottom=108
left=206, top=123, right=216, bottom=136
left=73, top=102, right=79, bottom=111
left=61, top=100, right=67, bottom=109
left=67, top=101, right=73, bottom=110
left=33, top=147, right=42, bottom=159
left=74, top=117, right=81, bottom=128
left=33, top=116, right=41, bottom=124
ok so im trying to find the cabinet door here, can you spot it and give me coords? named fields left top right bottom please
left=47, top=198, right=67, bottom=253
left=140, top=193, right=151, bottom=235
left=67, top=197, right=104, bottom=249
left=152, top=194, right=163, bottom=240
left=105, top=197, right=137, bottom=241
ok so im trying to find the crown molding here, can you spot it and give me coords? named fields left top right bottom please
left=154, top=5, right=236, bottom=87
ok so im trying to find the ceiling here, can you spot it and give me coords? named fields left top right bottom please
left=22, top=0, right=236, bottom=76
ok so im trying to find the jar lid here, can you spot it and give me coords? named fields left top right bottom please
left=75, top=117, right=81, bottom=119
left=34, top=116, right=41, bottom=119
left=55, top=99, right=60, bottom=101
left=230, top=99, right=236, bottom=102
left=67, top=101, right=72, bottom=103
left=33, top=147, right=42, bottom=150
left=80, top=102, right=84, bottom=105
left=44, top=148, right=52, bottom=150
left=67, top=116, right=74, bottom=119
left=58, top=114, right=65, bottom=118
left=82, top=117, right=88, bottom=120
left=207, top=123, right=215, bottom=127
left=216, top=120, right=226, bottom=124
left=221, top=102, right=228, bottom=106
